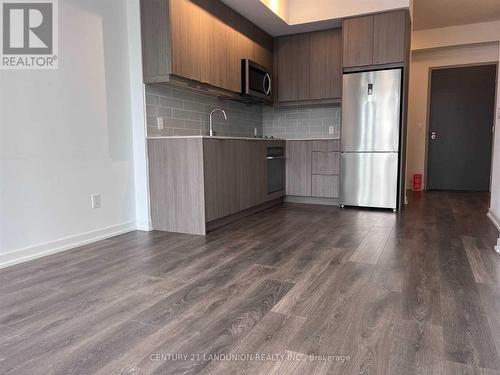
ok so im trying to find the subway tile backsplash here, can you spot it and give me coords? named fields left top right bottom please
left=262, top=104, right=341, bottom=139
left=145, top=84, right=341, bottom=139
left=145, top=84, right=263, bottom=137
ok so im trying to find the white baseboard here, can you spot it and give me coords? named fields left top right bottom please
left=0, top=222, right=137, bottom=269
left=488, top=210, right=500, bottom=231
left=487, top=210, right=500, bottom=254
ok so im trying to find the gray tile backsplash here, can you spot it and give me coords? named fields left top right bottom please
left=145, top=84, right=263, bottom=137
left=262, top=104, right=341, bottom=139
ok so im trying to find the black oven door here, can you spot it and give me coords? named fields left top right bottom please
left=267, top=147, right=285, bottom=194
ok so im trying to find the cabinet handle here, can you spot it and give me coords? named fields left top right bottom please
left=263, top=73, right=271, bottom=96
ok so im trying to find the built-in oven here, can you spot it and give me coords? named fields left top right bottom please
left=241, top=59, right=272, bottom=103
left=267, top=147, right=285, bottom=194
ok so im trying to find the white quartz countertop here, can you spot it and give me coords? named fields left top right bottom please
left=288, top=138, right=340, bottom=141
left=147, top=136, right=285, bottom=141
left=147, top=136, right=339, bottom=141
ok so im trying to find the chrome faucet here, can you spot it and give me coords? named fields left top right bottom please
left=209, top=108, right=227, bottom=136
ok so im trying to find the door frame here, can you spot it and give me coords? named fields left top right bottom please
left=423, top=62, right=499, bottom=191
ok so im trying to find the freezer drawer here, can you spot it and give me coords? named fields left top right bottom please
left=342, top=69, right=402, bottom=152
left=340, top=152, right=398, bottom=209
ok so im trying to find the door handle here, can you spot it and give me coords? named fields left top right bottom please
left=430, top=131, right=437, bottom=140
left=263, top=73, right=271, bottom=96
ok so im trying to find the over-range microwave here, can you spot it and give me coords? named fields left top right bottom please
left=241, top=59, right=272, bottom=103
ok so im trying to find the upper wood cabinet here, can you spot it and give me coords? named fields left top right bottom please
left=372, top=11, right=407, bottom=65
left=140, top=0, right=273, bottom=94
left=276, top=28, right=341, bottom=103
left=170, top=0, right=210, bottom=83
left=342, top=15, right=373, bottom=68
left=277, top=34, right=310, bottom=102
left=310, top=29, right=342, bottom=100
left=343, top=10, right=409, bottom=69
left=252, top=26, right=274, bottom=73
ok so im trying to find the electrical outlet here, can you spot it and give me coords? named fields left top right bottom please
left=497, top=108, right=500, bottom=120
left=328, top=126, right=335, bottom=134
left=91, top=194, right=101, bottom=209
left=157, top=117, right=164, bottom=130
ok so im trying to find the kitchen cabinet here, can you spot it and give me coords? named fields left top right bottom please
left=312, top=175, right=339, bottom=198
left=148, top=138, right=284, bottom=235
left=253, top=26, right=274, bottom=74
left=310, top=29, right=342, bottom=100
left=208, top=0, right=230, bottom=90
left=226, top=8, right=254, bottom=92
left=170, top=0, right=210, bottom=83
left=204, top=138, right=285, bottom=222
left=372, top=11, right=407, bottom=65
left=203, top=139, right=239, bottom=222
left=276, top=29, right=342, bottom=104
left=141, top=0, right=273, bottom=94
left=342, top=10, right=409, bottom=69
left=277, top=34, right=310, bottom=102
left=312, top=151, right=340, bottom=175
left=342, top=15, right=373, bottom=68
left=286, top=141, right=312, bottom=196
left=287, top=140, right=340, bottom=200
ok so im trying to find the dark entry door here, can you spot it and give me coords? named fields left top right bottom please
left=427, top=64, right=496, bottom=191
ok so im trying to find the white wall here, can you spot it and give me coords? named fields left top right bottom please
left=126, top=0, right=151, bottom=231
left=412, top=20, right=500, bottom=51
left=0, top=0, right=148, bottom=267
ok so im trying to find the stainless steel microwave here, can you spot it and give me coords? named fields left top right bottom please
left=241, top=59, right=272, bottom=103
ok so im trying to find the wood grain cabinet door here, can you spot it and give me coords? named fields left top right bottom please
left=236, top=141, right=255, bottom=210
left=226, top=8, right=253, bottom=92
left=277, top=34, right=310, bottom=102
left=252, top=26, right=274, bottom=72
left=342, top=15, right=373, bottom=68
left=373, top=11, right=407, bottom=65
left=170, top=0, right=210, bottom=82
left=310, top=29, right=342, bottom=100
left=312, top=152, right=340, bottom=175
left=208, top=0, right=230, bottom=89
left=312, top=175, right=339, bottom=198
left=286, top=141, right=312, bottom=196
left=204, top=139, right=239, bottom=221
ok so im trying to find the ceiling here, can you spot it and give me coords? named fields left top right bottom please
left=221, top=0, right=408, bottom=36
left=219, top=0, right=341, bottom=36
left=413, top=0, right=500, bottom=30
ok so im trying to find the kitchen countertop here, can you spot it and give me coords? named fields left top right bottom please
left=147, top=136, right=285, bottom=141
left=287, top=138, right=340, bottom=141
left=147, top=136, right=340, bottom=141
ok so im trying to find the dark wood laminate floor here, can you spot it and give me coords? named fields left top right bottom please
left=2, top=191, right=500, bottom=375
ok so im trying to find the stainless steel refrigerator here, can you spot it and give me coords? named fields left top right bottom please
left=340, top=69, right=402, bottom=210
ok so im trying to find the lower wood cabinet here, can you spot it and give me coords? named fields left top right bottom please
left=203, top=139, right=282, bottom=222
left=148, top=138, right=284, bottom=235
left=312, top=175, right=339, bottom=198
left=286, top=141, right=312, bottom=196
left=286, top=140, right=340, bottom=200
left=312, top=151, right=340, bottom=175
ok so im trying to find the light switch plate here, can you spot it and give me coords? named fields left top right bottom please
left=328, top=126, right=335, bottom=134
left=157, top=117, right=164, bottom=130
left=91, top=194, right=101, bottom=209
